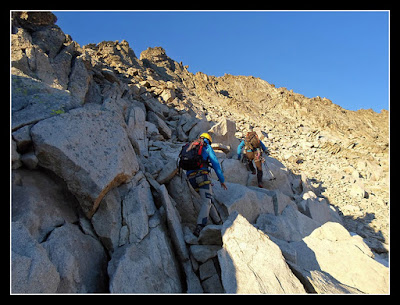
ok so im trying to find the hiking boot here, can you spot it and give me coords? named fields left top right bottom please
left=258, top=183, right=263, bottom=188
left=257, top=170, right=263, bottom=186
left=193, top=224, right=205, bottom=237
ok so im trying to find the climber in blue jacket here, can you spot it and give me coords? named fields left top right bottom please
left=186, top=136, right=226, bottom=186
left=185, top=133, right=227, bottom=237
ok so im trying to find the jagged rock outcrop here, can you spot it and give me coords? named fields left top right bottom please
left=218, top=212, right=307, bottom=294
left=31, top=105, right=139, bottom=218
left=289, top=222, right=388, bottom=294
left=108, top=225, right=183, bottom=293
left=11, top=12, right=389, bottom=294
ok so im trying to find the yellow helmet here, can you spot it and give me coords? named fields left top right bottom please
left=200, top=133, right=212, bottom=144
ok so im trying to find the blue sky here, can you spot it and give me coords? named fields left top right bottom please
left=54, top=11, right=389, bottom=112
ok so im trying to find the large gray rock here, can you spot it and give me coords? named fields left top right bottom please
left=190, top=245, right=221, bottom=263
left=288, top=265, right=363, bottom=294
left=198, top=224, right=222, bottom=245
left=188, top=119, right=212, bottom=141
left=126, top=106, right=148, bottom=157
left=302, top=196, right=343, bottom=225
left=290, top=222, right=389, bottom=294
left=157, top=185, right=203, bottom=293
left=31, top=105, right=139, bottom=218
left=144, top=97, right=170, bottom=117
left=11, top=73, right=81, bottom=131
left=166, top=173, right=202, bottom=224
left=121, top=180, right=156, bottom=245
left=158, top=185, right=189, bottom=261
left=156, top=159, right=178, bottom=185
left=31, top=24, right=66, bottom=59
left=42, top=223, right=108, bottom=293
left=160, top=88, right=176, bottom=103
left=220, top=158, right=249, bottom=185
left=11, top=34, right=63, bottom=90
left=13, top=11, right=58, bottom=30
left=213, top=181, right=274, bottom=223
left=12, top=169, right=78, bottom=243
left=67, top=55, right=90, bottom=103
left=91, top=188, right=122, bottom=252
left=218, top=212, right=306, bottom=294
left=147, top=111, right=172, bottom=139
left=256, top=205, right=320, bottom=242
left=208, top=118, right=239, bottom=157
left=11, top=169, right=109, bottom=293
left=108, top=225, right=182, bottom=293
left=12, top=221, right=60, bottom=293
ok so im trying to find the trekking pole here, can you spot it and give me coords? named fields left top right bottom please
left=261, top=157, right=276, bottom=181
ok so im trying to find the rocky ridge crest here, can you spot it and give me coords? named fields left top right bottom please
left=11, top=12, right=389, bottom=294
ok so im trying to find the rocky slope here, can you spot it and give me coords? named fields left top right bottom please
left=11, top=12, right=389, bottom=294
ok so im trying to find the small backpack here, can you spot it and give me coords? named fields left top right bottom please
left=244, top=131, right=260, bottom=150
left=178, top=138, right=207, bottom=170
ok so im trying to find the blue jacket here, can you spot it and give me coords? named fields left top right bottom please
left=237, top=139, right=268, bottom=159
left=186, top=139, right=225, bottom=183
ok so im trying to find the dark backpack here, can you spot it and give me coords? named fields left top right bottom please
left=244, top=131, right=260, bottom=150
left=178, top=139, right=207, bottom=170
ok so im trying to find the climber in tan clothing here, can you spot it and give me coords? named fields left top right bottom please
left=237, top=127, right=269, bottom=188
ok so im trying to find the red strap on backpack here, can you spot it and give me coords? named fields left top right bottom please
left=195, top=140, right=205, bottom=168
